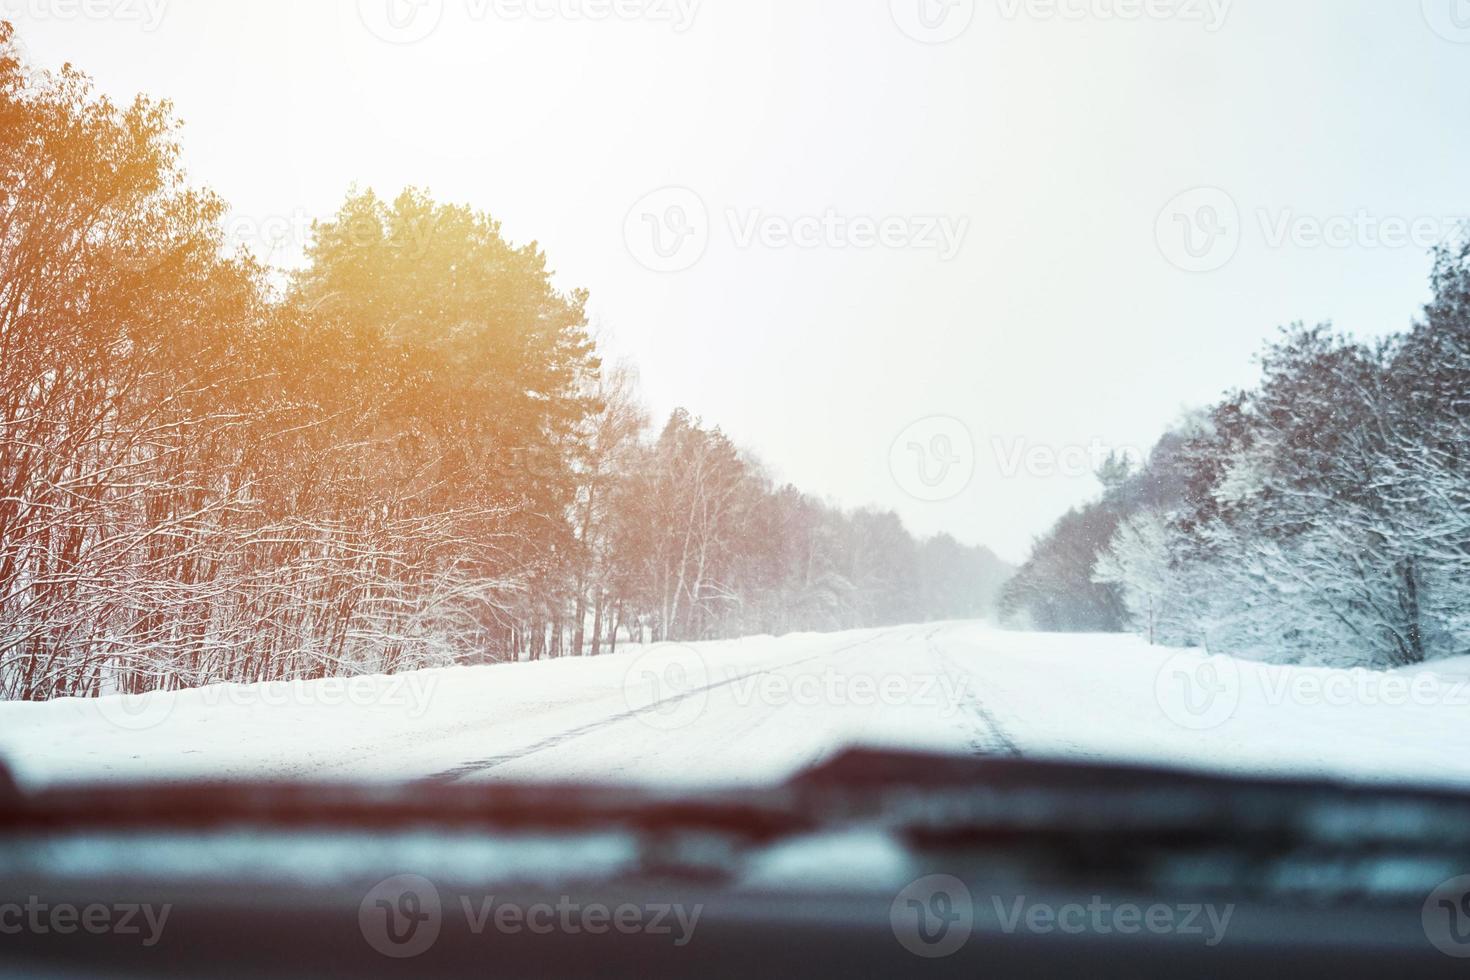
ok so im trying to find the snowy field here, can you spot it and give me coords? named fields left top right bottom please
left=5, top=622, right=1470, bottom=791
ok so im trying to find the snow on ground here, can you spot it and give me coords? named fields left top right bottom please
left=4, top=622, right=1470, bottom=792
left=933, top=624, right=1470, bottom=788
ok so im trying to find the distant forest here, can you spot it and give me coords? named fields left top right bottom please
left=0, top=24, right=1010, bottom=701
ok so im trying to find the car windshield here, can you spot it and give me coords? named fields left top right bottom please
left=5, top=4, right=1470, bottom=974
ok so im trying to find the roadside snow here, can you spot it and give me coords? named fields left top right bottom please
left=4, top=622, right=1470, bottom=792
left=933, top=624, right=1470, bottom=788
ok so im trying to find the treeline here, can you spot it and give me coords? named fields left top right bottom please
left=0, top=26, right=1009, bottom=700
left=1002, top=236, right=1470, bottom=668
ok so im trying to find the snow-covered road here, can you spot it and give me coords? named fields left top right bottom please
left=7, top=622, right=1470, bottom=791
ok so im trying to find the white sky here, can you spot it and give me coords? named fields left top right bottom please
left=10, top=0, right=1470, bottom=562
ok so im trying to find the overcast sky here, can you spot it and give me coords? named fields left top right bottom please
left=11, top=0, right=1470, bottom=562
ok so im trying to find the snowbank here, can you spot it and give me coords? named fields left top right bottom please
left=4, top=623, right=1470, bottom=793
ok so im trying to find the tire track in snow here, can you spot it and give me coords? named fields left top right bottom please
left=425, top=627, right=910, bottom=784
left=926, top=628, right=1022, bottom=758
